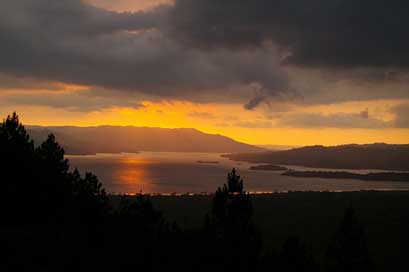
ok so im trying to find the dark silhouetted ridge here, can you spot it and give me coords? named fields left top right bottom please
left=224, top=143, right=409, bottom=171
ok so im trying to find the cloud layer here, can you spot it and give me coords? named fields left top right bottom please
left=278, top=111, right=389, bottom=129
left=0, top=89, right=143, bottom=112
left=1, top=0, right=409, bottom=118
left=168, top=0, right=409, bottom=68
left=0, top=0, right=289, bottom=106
left=393, top=104, right=409, bottom=128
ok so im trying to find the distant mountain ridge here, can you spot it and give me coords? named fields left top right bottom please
left=27, top=126, right=264, bottom=155
left=224, top=143, right=409, bottom=171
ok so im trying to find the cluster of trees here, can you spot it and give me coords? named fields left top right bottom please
left=0, top=112, right=108, bottom=225
left=0, top=113, right=371, bottom=271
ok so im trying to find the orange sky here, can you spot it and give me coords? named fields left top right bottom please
left=86, top=0, right=173, bottom=12
left=2, top=96, right=408, bottom=146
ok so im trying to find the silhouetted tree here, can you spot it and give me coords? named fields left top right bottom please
left=324, top=207, right=371, bottom=272
left=0, top=112, right=33, bottom=152
left=70, top=169, right=109, bottom=225
left=36, top=133, right=72, bottom=221
left=226, top=168, right=244, bottom=193
left=0, top=112, right=110, bottom=226
left=0, top=112, right=37, bottom=223
left=211, top=168, right=252, bottom=226
left=103, top=194, right=170, bottom=271
left=117, top=194, right=164, bottom=233
left=205, top=168, right=261, bottom=272
left=37, top=134, right=69, bottom=177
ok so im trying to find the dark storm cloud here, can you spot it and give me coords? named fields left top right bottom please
left=168, top=0, right=409, bottom=68
left=244, top=96, right=266, bottom=110
left=0, top=0, right=289, bottom=106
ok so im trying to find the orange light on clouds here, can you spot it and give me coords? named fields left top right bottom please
left=86, top=0, right=173, bottom=12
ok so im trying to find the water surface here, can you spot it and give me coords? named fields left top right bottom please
left=67, top=152, right=409, bottom=194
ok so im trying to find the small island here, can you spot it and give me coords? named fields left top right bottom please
left=197, top=160, right=219, bottom=164
left=282, top=170, right=409, bottom=182
left=249, top=164, right=288, bottom=171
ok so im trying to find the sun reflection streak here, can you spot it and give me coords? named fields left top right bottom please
left=113, top=157, right=154, bottom=194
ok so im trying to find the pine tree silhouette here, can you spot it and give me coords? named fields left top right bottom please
left=0, top=112, right=109, bottom=225
left=205, top=168, right=260, bottom=272
left=0, top=112, right=37, bottom=223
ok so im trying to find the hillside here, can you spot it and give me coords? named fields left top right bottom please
left=27, top=126, right=264, bottom=155
left=224, top=144, right=409, bottom=171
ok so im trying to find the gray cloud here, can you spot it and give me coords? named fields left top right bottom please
left=167, top=0, right=409, bottom=68
left=0, top=0, right=289, bottom=107
left=1, top=0, right=409, bottom=111
left=278, top=110, right=390, bottom=129
left=0, top=89, right=143, bottom=112
left=230, top=106, right=409, bottom=129
left=393, top=104, right=409, bottom=128
left=288, top=67, right=409, bottom=105
left=0, top=73, right=71, bottom=91
left=244, top=96, right=266, bottom=110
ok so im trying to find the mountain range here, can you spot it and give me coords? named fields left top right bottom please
left=27, top=126, right=264, bottom=155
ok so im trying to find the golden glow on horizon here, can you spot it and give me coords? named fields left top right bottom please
left=2, top=98, right=409, bottom=146
left=86, top=0, right=173, bottom=12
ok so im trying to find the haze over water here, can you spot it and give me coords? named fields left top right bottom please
left=68, top=152, right=409, bottom=194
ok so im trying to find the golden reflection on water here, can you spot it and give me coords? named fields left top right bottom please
left=113, top=157, right=153, bottom=193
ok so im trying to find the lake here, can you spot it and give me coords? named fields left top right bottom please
left=67, top=152, right=409, bottom=194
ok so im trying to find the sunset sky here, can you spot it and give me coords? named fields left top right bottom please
left=1, top=0, right=409, bottom=146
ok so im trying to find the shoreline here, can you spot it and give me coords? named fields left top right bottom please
left=107, top=189, right=409, bottom=197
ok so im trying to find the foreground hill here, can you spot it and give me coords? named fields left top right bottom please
left=145, top=191, right=409, bottom=272
left=27, top=126, right=264, bottom=155
left=224, top=144, right=409, bottom=171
